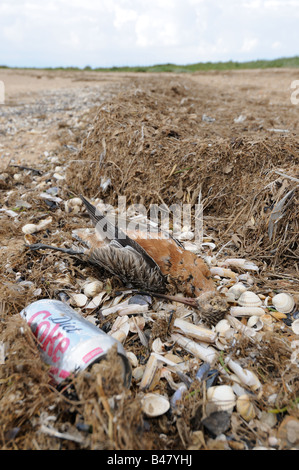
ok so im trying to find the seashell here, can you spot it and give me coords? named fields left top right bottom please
left=237, top=291, right=262, bottom=307
left=291, top=319, right=299, bottom=335
left=215, top=319, right=232, bottom=335
left=224, top=358, right=261, bottom=391
left=236, top=394, right=256, bottom=421
left=85, top=292, right=107, bottom=309
left=36, top=216, right=52, bottom=231
left=207, top=385, right=236, bottom=412
left=70, top=293, right=88, bottom=307
left=170, top=384, right=188, bottom=408
left=132, top=366, right=145, bottom=381
left=230, top=306, right=265, bottom=317
left=247, top=315, right=264, bottom=331
left=24, top=234, right=37, bottom=245
left=126, top=351, right=139, bottom=368
left=173, top=318, right=217, bottom=343
left=226, top=315, right=263, bottom=342
left=160, top=368, right=180, bottom=390
left=215, top=319, right=235, bottom=350
left=151, top=337, right=165, bottom=354
left=65, top=197, right=83, bottom=213
left=171, top=333, right=219, bottom=365
left=238, top=273, right=254, bottom=286
left=22, top=223, right=39, bottom=235
left=272, top=293, right=295, bottom=314
left=129, top=316, right=146, bottom=333
left=226, top=283, right=247, bottom=301
left=22, top=216, right=52, bottom=235
left=210, top=267, right=237, bottom=279
left=222, top=258, right=259, bottom=271
left=141, top=393, right=170, bottom=418
left=83, top=280, right=104, bottom=298
left=139, top=353, right=162, bottom=391
left=101, top=300, right=148, bottom=317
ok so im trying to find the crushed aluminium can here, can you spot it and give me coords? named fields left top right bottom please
left=20, top=299, right=132, bottom=386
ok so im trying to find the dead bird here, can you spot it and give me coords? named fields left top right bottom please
left=28, top=195, right=227, bottom=324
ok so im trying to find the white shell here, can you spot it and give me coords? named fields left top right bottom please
left=238, top=291, right=262, bottom=307
left=171, top=333, right=219, bottom=365
left=83, top=280, right=104, bottom=298
left=173, top=318, right=216, bottom=343
left=85, top=292, right=107, bottom=309
left=141, top=393, right=170, bottom=417
left=236, top=394, right=256, bottom=421
left=139, top=354, right=162, bottom=391
left=272, top=293, right=295, bottom=313
left=224, top=358, right=261, bottom=390
left=247, top=315, right=264, bottom=331
left=70, top=293, right=88, bottom=307
left=126, top=351, right=139, bottom=368
left=226, top=283, right=247, bottom=301
left=291, top=319, right=299, bottom=335
left=223, top=258, right=259, bottom=271
left=210, top=267, right=237, bottom=279
left=22, top=223, right=38, bottom=234
left=230, top=306, right=265, bottom=317
left=129, top=316, right=146, bottom=333
left=22, top=216, right=52, bottom=234
left=207, top=385, right=236, bottom=412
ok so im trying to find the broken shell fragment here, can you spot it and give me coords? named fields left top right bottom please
left=291, top=319, right=299, bottom=335
left=64, top=197, right=83, bottom=213
left=70, top=293, right=88, bottom=307
left=226, top=282, right=248, bottom=301
left=272, top=293, right=295, bottom=314
left=171, top=333, right=219, bottom=365
left=139, top=353, right=162, bottom=391
left=236, top=394, right=256, bottom=421
left=22, top=224, right=38, bottom=235
left=22, top=216, right=52, bottom=235
left=85, top=292, right=107, bottom=310
left=109, top=315, right=130, bottom=343
left=83, top=280, right=104, bottom=298
left=173, top=318, right=217, bottom=343
left=247, top=316, right=264, bottom=331
left=222, top=258, right=259, bottom=271
left=101, top=300, right=148, bottom=317
left=237, top=291, right=262, bottom=307
left=210, top=267, right=237, bottom=279
left=128, top=316, right=146, bottom=333
left=224, top=357, right=261, bottom=391
left=141, top=393, right=170, bottom=417
left=126, top=351, right=138, bottom=368
left=230, top=306, right=265, bottom=317
left=207, top=385, right=236, bottom=412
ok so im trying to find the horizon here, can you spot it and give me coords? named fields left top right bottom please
left=1, top=0, right=298, bottom=69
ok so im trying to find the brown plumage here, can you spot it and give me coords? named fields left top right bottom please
left=29, top=195, right=227, bottom=324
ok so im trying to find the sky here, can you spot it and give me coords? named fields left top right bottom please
left=0, top=0, right=298, bottom=68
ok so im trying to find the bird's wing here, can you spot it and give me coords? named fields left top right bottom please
left=80, top=195, right=162, bottom=271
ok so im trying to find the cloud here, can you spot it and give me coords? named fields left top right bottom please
left=0, top=0, right=298, bottom=67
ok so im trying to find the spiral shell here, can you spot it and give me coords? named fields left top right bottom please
left=272, top=293, right=295, bottom=314
left=238, top=291, right=262, bottom=307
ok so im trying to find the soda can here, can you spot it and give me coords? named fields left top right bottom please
left=20, top=299, right=132, bottom=386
